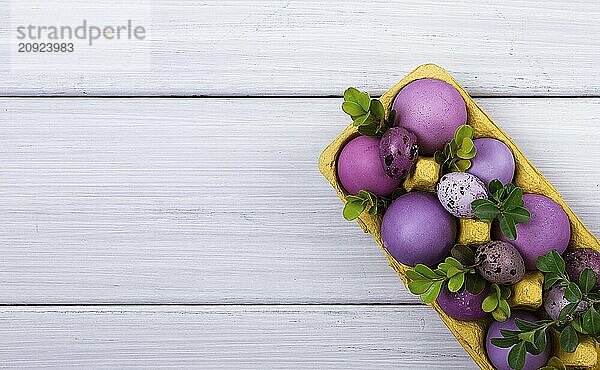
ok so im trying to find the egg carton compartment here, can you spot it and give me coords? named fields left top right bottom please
left=319, top=64, right=600, bottom=369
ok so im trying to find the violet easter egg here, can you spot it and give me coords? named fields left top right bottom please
left=436, top=286, right=487, bottom=321
left=467, top=138, right=515, bottom=187
left=381, top=192, right=457, bottom=266
left=392, top=78, right=467, bottom=155
left=486, top=311, right=551, bottom=370
left=494, top=194, right=571, bottom=270
left=379, top=127, right=419, bottom=180
left=336, top=136, right=401, bottom=196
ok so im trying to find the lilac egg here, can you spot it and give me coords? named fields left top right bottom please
left=495, top=194, right=571, bottom=270
left=467, top=138, right=515, bottom=187
left=437, top=286, right=487, bottom=321
left=379, top=127, right=419, bottom=180
left=544, top=285, right=588, bottom=320
left=392, top=78, right=467, bottom=155
left=486, top=311, right=551, bottom=370
left=381, top=192, right=457, bottom=266
left=337, top=136, right=401, bottom=196
left=564, top=248, right=600, bottom=288
left=436, top=172, right=488, bottom=218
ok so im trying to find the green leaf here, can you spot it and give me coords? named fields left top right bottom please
left=448, top=273, right=465, bottom=293
left=482, top=294, right=499, bottom=313
left=559, top=325, right=578, bottom=353
left=433, top=150, right=446, bottom=165
left=492, top=308, right=509, bottom=322
left=343, top=200, right=366, bottom=221
left=451, top=245, right=475, bottom=266
left=497, top=299, right=511, bottom=318
left=571, top=317, right=588, bottom=334
left=543, top=273, right=565, bottom=290
left=531, top=329, right=548, bottom=355
left=489, top=179, right=504, bottom=196
left=543, top=357, right=567, bottom=370
left=465, top=273, right=486, bottom=295
left=343, top=87, right=361, bottom=102
left=454, top=124, right=474, bottom=142
left=405, top=269, right=425, bottom=281
left=564, top=283, right=582, bottom=303
left=445, top=257, right=464, bottom=269
left=504, top=187, right=524, bottom=210
left=446, top=266, right=461, bottom=278
left=508, top=341, right=527, bottom=370
left=420, top=280, right=443, bottom=303
left=582, top=305, right=600, bottom=335
left=457, top=138, right=476, bottom=159
left=505, top=206, right=531, bottom=224
left=471, top=199, right=490, bottom=209
left=514, top=318, right=541, bottom=331
left=342, top=101, right=366, bottom=117
left=579, top=268, right=597, bottom=294
left=356, top=90, right=371, bottom=111
left=498, top=213, right=517, bottom=240
left=369, top=99, right=385, bottom=120
left=558, top=302, right=579, bottom=321
left=408, top=280, right=434, bottom=295
left=491, top=336, right=520, bottom=348
left=414, top=264, right=440, bottom=280
left=501, top=286, right=512, bottom=300
left=453, top=159, right=471, bottom=172
left=536, top=251, right=566, bottom=274
left=473, top=202, right=501, bottom=222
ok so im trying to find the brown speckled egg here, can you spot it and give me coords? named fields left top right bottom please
left=475, top=241, right=525, bottom=284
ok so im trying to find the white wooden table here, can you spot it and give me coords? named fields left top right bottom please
left=1, top=1, right=599, bottom=368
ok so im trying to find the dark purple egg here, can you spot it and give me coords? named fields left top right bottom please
left=379, top=127, right=418, bottom=180
left=467, top=138, right=515, bottom=187
left=495, top=194, right=571, bottom=270
left=437, top=286, right=487, bottom=321
left=336, top=136, right=401, bottom=196
left=486, top=311, right=551, bottom=370
left=381, top=192, right=457, bottom=266
left=564, top=248, right=600, bottom=288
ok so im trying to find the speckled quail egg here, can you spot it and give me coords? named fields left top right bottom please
left=475, top=241, right=525, bottom=285
left=436, top=172, right=488, bottom=218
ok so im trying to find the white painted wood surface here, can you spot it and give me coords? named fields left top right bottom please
left=0, top=0, right=599, bottom=96
left=0, top=305, right=474, bottom=369
left=1, top=98, right=597, bottom=305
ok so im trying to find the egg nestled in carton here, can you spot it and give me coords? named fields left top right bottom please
left=319, top=64, right=599, bottom=369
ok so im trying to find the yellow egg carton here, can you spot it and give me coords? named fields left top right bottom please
left=318, top=64, right=600, bottom=369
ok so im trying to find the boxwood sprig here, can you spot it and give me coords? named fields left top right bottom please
left=490, top=251, right=600, bottom=370
left=434, top=124, right=477, bottom=173
left=471, top=180, right=531, bottom=240
left=342, top=87, right=394, bottom=136
left=342, top=188, right=406, bottom=221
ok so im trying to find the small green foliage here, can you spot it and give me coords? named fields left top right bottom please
left=342, top=87, right=394, bottom=136
left=471, top=180, right=531, bottom=240
left=342, top=190, right=383, bottom=221
left=482, top=283, right=511, bottom=322
left=492, top=251, right=600, bottom=369
left=434, top=124, right=477, bottom=173
left=539, top=357, right=567, bottom=370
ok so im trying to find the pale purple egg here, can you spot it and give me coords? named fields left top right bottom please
left=467, top=138, right=515, bottom=187
left=437, top=286, right=487, bottom=321
left=379, top=127, right=419, bottom=180
left=486, top=311, right=551, bottom=370
left=392, top=78, right=467, bottom=155
left=544, top=285, right=588, bottom=320
left=381, top=192, right=457, bottom=266
left=564, top=248, right=600, bottom=288
left=494, top=194, right=571, bottom=270
left=337, top=136, right=401, bottom=196
left=436, top=172, right=488, bottom=218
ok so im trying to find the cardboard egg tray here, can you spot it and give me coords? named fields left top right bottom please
left=318, top=64, right=600, bottom=369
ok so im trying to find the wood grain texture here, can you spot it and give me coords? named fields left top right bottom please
left=0, top=97, right=597, bottom=304
left=0, top=305, right=475, bottom=369
left=1, top=0, right=599, bottom=96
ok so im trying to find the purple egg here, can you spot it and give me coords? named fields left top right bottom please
left=544, top=285, right=588, bottom=320
left=381, top=192, right=457, bottom=266
left=436, top=172, right=488, bottom=218
left=495, top=194, right=571, bottom=270
left=486, top=311, right=551, bottom=370
left=379, top=127, right=419, bottom=180
left=437, top=286, right=487, bottom=321
left=392, top=78, right=467, bottom=155
left=564, top=248, right=600, bottom=288
left=337, top=136, right=401, bottom=196
left=467, top=138, right=515, bottom=187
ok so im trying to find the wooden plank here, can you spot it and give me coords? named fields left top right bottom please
left=1, top=0, right=599, bottom=96
left=0, top=305, right=475, bottom=369
left=0, top=98, right=598, bottom=304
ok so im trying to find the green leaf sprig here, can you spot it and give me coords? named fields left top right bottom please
left=342, top=87, right=394, bottom=136
left=434, top=124, right=477, bottom=173
left=490, top=251, right=600, bottom=370
left=342, top=190, right=383, bottom=221
left=471, top=180, right=531, bottom=240
left=482, top=283, right=512, bottom=322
